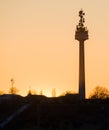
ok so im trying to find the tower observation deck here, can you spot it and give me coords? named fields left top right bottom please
left=75, top=10, right=89, bottom=100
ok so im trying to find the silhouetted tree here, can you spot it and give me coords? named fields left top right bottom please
left=9, top=86, right=19, bottom=94
left=9, top=78, right=19, bottom=94
left=89, top=86, right=109, bottom=99
left=28, top=89, right=37, bottom=95
left=28, top=89, right=32, bottom=95
left=0, top=90, right=4, bottom=95
left=39, top=90, right=43, bottom=95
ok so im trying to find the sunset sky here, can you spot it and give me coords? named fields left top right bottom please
left=0, top=0, right=109, bottom=97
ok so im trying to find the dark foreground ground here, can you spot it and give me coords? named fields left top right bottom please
left=0, top=94, right=109, bottom=130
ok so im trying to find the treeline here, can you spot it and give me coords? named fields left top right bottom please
left=1, top=85, right=109, bottom=99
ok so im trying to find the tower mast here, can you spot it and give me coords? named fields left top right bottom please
left=75, top=10, right=89, bottom=100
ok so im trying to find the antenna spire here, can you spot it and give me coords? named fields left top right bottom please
left=75, top=10, right=88, bottom=41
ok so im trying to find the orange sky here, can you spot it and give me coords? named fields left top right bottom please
left=0, top=0, right=109, bottom=97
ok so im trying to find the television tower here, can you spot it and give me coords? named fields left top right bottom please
left=75, top=10, right=89, bottom=100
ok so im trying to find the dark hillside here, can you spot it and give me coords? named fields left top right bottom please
left=0, top=94, right=109, bottom=130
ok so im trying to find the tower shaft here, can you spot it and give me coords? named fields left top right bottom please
left=79, top=41, right=85, bottom=99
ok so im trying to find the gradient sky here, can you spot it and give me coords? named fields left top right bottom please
left=0, top=0, right=109, bottom=97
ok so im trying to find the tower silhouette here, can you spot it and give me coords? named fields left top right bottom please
left=75, top=10, right=89, bottom=100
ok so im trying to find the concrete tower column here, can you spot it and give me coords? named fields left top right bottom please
left=79, top=41, right=85, bottom=99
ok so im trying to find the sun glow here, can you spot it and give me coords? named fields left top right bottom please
left=19, top=89, right=54, bottom=97
left=43, top=91, right=52, bottom=97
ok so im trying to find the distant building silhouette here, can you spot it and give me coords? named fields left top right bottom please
left=52, top=88, right=56, bottom=97
left=75, top=10, right=89, bottom=100
left=40, top=90, right=43, bottom=95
